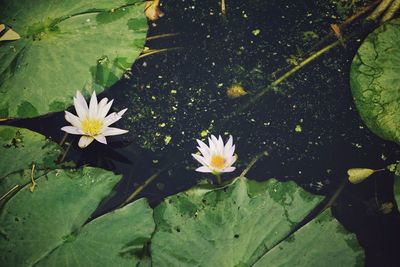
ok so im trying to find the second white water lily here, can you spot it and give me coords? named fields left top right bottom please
left=61, top=91, right=128, bottom=148
left=192, top=134, right=237, bottom=175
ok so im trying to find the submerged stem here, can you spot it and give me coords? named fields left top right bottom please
left=214, top=173, right=222, bottom=185
left=59, top=132, right=68, bottom=146
left=321, top=179, right=347, bottom=212
left=121, top=167, right=169, bottom=206
left=241, top=151, right=268, bottom=177
left=58, top=140, right=72, bottom=164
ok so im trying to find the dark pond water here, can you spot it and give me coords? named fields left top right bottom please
left=2, top=0, right=400, bottom=266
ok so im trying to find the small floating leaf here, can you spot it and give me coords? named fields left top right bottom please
left=0, top=24, right=20, bottom=41
left=347, top=168, right=376, bottom=184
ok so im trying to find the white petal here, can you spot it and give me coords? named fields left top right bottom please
left=99, top=99, right=114, bottom=118
left=117, top=108, right=127, bottom=116
left=102, top=127, right=129, bottom=136
left=224, top=135, right=233, bottom=152
left=78, top=136, right=94, bottom=148
left=97, top=97, right=109, bottom=118
left=197, top=146, right=210, bottom=161
left=196, top=139, right=210, bottom=158
left=103, top=112, right=122, bottom=127
left=88, top=91, right=98, bottom=118
left=74, top=91, right=89, bottom=119
left=220, top=166, right=236, bottom=173
left=192, top=153, right=208, bottom=166
left=209, top=136, right=218, bottom=154
left=225, top=144, right=235, bottom=158
left=94, top=135, right=107, bottom=144
left=225, top=154, right=237, bottom=167
left=65, top=111, right=81, bottom=128
left=61, top=126, right=83, bottom=135
left=217, top=135, right=224, bottom=154
left=195, top=166, right=212, bottom=173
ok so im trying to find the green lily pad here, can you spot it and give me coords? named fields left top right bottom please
left=394, top=163, right=400, bottom=212
left=350, top=18, right=400, bottom=144
left=253, top=209, right=364, bottom=266
left=151, top=177, right=364, bottom=266
left=0, top=167, right=155, bottom=266
left=0, top=0, right=147, bottom=119
left=0, top=126, right=62, bottom=179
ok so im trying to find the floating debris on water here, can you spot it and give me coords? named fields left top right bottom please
left=164, top=135, right=172, bottom=145
left=200, top=130, right=209, bottom=137
left=226, top=84, right=249, bottom=98
left=252, top=29, right=261, bottom=36
left=380, top=202, right=394, bottom=214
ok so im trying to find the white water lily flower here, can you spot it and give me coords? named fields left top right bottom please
left=192, top=134, right=237, bottom=174
left=61, top=91, right=128, bottom=148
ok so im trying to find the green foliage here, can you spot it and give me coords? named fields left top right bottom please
left=0, top=126, right=62, bottom=196
left=0, top=126, right=364, bottom=266
left=0, top=167, right=155, bottom=267
left=0, top=0, right=147, bottom=119
left=151, top=177, right=364, bottom=266
left=253, top=209, right=364, bottom=267
left=350, top=18, right=400, bottom=144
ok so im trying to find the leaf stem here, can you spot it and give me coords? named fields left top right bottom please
left=146, top=33, right=179, bottom=41
left=121, top=167, right=168, bottom=206
left=321, top=179, right=347, bottom=212
left=137, top=47, right=183, bottom=59
left=241, top=151, right=268, bottom=177
left=58, top=140, right=72, bottom=164
left=59, top=132, right=68, bottom=146
left=0, top=185, right=19, bottom=202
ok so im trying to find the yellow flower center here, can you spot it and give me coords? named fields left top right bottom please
left=210, top=154, right=225, bottom=170
left=81, top=118, right=103, bottom=136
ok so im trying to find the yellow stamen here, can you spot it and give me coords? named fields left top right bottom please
left=211, top=155, right=225, bottom=170
left=81, top=118, right=103, bottom=136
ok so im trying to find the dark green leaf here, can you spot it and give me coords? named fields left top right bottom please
left=151, top=177, right=364, bottom=266
left=0, top=0, right=147, bottom=119
left=350, top=18, right=400, bottom=144
left=0, top=167, right=154, bottom=266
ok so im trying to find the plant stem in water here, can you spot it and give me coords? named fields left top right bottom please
left=215, top=173, right=222, bottom=185
left=241, top=151, right=268, bottom=177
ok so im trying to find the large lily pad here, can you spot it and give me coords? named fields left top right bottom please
left=0, top=125, right=62, bottom=179
left=0, top=167, right=155, bottom=266
left=350, top=18, right=400, bottom=144
left=0, top=0, right=147, bottom=119
left=0, top=125, right=62, bottom=199
left=151, top=177, right=364, bottom=266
